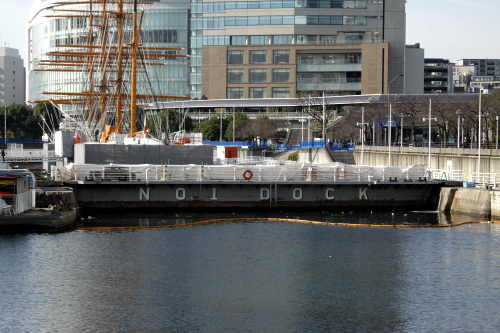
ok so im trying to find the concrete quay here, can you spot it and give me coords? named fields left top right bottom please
left=439, top=187, right=500, bottom=218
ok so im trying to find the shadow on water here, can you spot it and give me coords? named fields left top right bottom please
left=78, top=210, right=487, bottom=228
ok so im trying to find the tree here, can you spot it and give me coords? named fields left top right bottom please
left=201, top=115, right=228, bottom=141
left=146, top=109, right=194, bottom=137
left=224, top=112, right=249, bottom=141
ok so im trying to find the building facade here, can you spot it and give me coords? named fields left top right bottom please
left=404, top=43, right=424, bottom=94
left=0, top=47, right=25, bottom=106
left=423, top=58, right=453, bottom=93
left=453, top=59, right=500, bottom=93
left=191, top=0, right=407, bottom=99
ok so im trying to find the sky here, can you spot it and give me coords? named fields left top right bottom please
left=1, top=0, right=499, bottom=62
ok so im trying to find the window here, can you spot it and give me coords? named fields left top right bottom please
left=273, top=35, right=292, bottom=45
left=250, top=50, right=267, bottom=64
left=228, top=50, right=244, bottom=64
left=250, top=36, right=269, bottom=45
left=273, top=69, right=290, bottom=82
left=227, top=87, right=243, bottom=99
left=250, top=69, right=267, bottom=82
left=250, top=87, right=266, bottom=98
left=227, top=69, right=244, bottom=82
left=273, top=87, right=290, bottom=98
left=273, top=50, right=290, bottom=64
left=230, top=36, right=246, bottom=45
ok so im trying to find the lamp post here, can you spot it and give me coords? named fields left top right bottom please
left=357, top=107, right=368, bottom=165
left=387, top=74, right=404, bottom=166
left=478, top=90, right=483, bottom=175
left=423, top=99, right=437, bottom=169
left=399, top=114, right=407, bottom=148
left=456, top=110, right=462, bottom=155
left=496, top=115, right=499, bottom=156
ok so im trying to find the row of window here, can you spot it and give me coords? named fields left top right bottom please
left=192, top=0, right=368, bottom=13
left=228, top=69, right=291, bottom=83
left=197, top=15, right=368, bottom=29
left=227, top=87, right=290, bottom=99
left=228, top=50, right=290, bottom=64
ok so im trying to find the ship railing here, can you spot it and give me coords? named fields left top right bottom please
left=427, top=169, right=465, bottom=182
left=61, top=163, right=430, bottom=183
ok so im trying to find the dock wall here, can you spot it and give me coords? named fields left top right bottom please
left=439, top=188, right=500, bottom=218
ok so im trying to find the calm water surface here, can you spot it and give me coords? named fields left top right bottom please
left=1, top=212, right=499, bottom=332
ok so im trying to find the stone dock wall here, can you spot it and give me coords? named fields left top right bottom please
left=439, top=188, right=500, bottom=218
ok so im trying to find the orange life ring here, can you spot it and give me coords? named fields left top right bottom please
left=243, top=170, right=253, bottom=180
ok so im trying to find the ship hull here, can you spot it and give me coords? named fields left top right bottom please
left=65, top=180, right=443, bottom=214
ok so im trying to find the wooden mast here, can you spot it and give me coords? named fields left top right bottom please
left=115, top=0, right=124, bottom=133
left=33, top=0, right=191, bottom=142
left=130, top=0, right=138, bottom=136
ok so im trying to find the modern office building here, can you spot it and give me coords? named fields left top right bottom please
left=27, top=0, right=408, bottom=104
left=191, top=0, right=407, bottom=99
left=423, top=58, right=453, bottom=93
left=27, top=0, right=190, bottom=108
left=0, top=47, right=25, bottom=106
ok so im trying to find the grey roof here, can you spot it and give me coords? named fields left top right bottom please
left=146, top=93, right=480, bottom=110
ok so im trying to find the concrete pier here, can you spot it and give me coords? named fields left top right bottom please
left=439, top=187, right=499, bottom=218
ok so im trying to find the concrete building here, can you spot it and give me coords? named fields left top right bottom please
left=191, top=0, right=407, bottom=99
left=0, top=47, right=25, bottom=106
left=424, top=58, right=453, bottom=93
left=404, top=43, right=424, bottom=94
left=453, top=59, right=500, bottom=93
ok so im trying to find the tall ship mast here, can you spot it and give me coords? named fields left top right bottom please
left=33, top=0, right=190, bottom=142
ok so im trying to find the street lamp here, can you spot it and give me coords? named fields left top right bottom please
left=399, top=114, right=407, bottom=148
left=387, top=74, right=404, bottom=166
left=456, top=109, right=462, bottom=154
left=423, top=99, right=437, bottom=169
left=478, top=89, right=484, bottom=175
left=357, top=106, right=368, bottom=165
left=496, top=115, right=500, bottom=156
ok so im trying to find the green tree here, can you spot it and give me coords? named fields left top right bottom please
left=201, top=115, right=229, bottom=141
left=224, top=112, right=249, bottom=141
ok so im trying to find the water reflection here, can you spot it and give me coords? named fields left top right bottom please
left=1, top=214, right=498, bottom=332
left=79, top=210, right=486, bottom=228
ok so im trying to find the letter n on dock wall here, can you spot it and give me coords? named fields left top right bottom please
left=140, top=187, right=150, bottom=201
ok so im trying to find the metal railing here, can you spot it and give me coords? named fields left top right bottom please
left=472, top=173, right=498, bottom=188
left=54, top=163, right=430, bottom=184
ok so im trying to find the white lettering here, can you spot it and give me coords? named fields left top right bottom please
left=293, top=188, right=303, bottom=200
left=326, top=188, right=335, bottom=200
left=211, top=187, right=218, bottom=200
left=359, top=188, right=368, bottom=200
left=260, top=188, right=270, bottom=200
left=139, top=187, right=150, bottom=201
left=176, top=188, right=186, bottom=200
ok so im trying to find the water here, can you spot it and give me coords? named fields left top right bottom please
left=1, top=212, right=499, bottom=332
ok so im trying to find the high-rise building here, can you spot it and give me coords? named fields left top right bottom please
left=27, top=0, right=190, bottom=109
left=190, top=0, right=407, bottom=99
left=0, top=47, right=25, bottom=106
